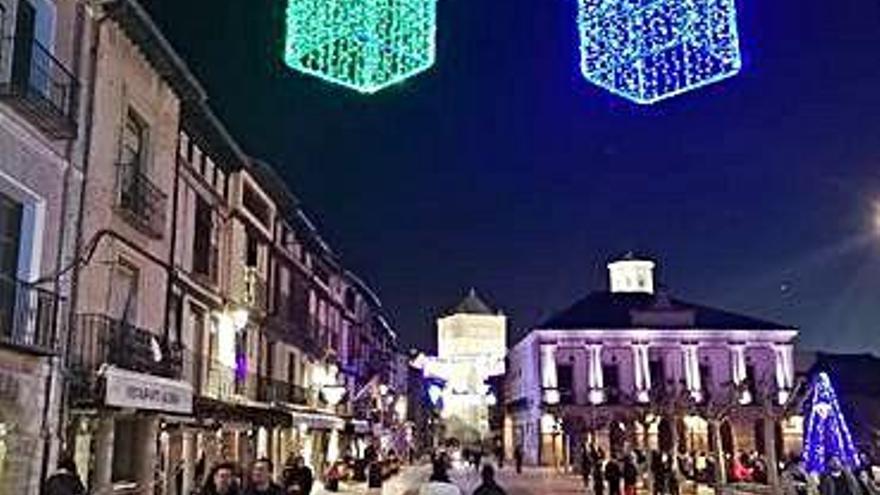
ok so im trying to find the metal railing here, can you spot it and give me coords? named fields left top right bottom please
left=0, top=276, right=62, bottom=353
left=68, top=314, right=181, bottom=379
left=257, top=376, right=309, bottom=405
left=0, top=36, right=77, bottom=138
left=117, top=161, right=167, bottom=238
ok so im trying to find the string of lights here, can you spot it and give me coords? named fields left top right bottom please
left=802, top=372, right=860, bottom=474
left=577, top=0, right=742, bottom=104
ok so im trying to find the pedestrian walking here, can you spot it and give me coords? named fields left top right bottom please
left=473, top=464, right=507, bottom=495
left=202, top=463, right=240, bottom=495
left=581, top=445, right=593, bottom=488
left=43, top=457, right=86, bottom=495
left=605, top=457, right=623, bottom=495
left=514, top=446, right=523, bottom=474
left=367, top=460, right=384, bottom=491
left=420, top=459, right=462, bottom=495
left=623, top=454, right=639, bottom=495
left=244, top=458, right=283, bottom=495
left=594, top=455, right=606, bottom=495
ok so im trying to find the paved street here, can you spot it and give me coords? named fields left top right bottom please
left=313, top=464, right=587, bottom=494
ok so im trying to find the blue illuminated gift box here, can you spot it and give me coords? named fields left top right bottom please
left=577, top=0, right=742, bottom=104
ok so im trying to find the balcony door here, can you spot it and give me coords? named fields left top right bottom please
left=0, top=193, right=22, bottom=337
left=11, top=1, right=35, bottom=90
left=109, top=260, right=138, bottom=324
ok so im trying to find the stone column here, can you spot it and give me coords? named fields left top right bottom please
left=93, top=415, right=115, bottom=495
left=763, top=417, right=780, bottom=490
left=587, top=345, right=604, bottom=404
left=540, top=344, right=559, bottom=404
left=773, top=344, right=794, bottom=404
left=137, top=416, right=159, bottom=495
left=709, top=419, right=727, bottom=486
left=682, top=344, right=701, bottom=400
left=632, top=343, right=651, bottom=402
left=182, top=430, right=195, bottom=495
left=730, top=345, right=749, bottom=403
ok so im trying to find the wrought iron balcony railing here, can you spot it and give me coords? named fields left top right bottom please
left=68, top=314, right=181, bottom=380
left=0, top=36, right=77, bottom=138
left=117, top=162, right=167, bottom=238
left=0, top=276, right=63, bottom=354
left=257, top=376, right=309, bottom=405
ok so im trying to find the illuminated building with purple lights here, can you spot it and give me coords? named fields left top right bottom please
left=504, top=255, right=800, bottom=467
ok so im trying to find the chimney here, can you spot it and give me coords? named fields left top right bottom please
left=608, top=254, right=655, bottom=294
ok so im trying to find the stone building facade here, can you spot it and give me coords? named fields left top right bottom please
left=504, top=256, right=800, bottom=473
left=0, top=0, right=80, bottom=492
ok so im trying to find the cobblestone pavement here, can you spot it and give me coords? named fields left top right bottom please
left=310, top=463, right=721, bottom=495
left=311, top=463, right=588, bottom=494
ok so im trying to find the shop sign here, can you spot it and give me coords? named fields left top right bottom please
left=104, top=366, right=192, bottom=414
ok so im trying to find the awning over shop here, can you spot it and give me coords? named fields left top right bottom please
left=289, top=409, right=345, bottom=431
left=194, top=396, right=292, bottom=428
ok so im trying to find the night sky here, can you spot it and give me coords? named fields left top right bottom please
left=144, top=0, right=880, bottom=354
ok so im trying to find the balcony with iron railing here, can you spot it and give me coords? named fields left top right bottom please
left=0, top=36, right=77, bottom=138
left=257, top=376, right=309, bottom=406
left=0, top=276, right=63, bottom=355
left=68, top=314, right=182, bottom=401
left=116, top=161, right=167, bottom=238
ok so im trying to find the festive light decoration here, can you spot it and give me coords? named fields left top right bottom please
left=577, top=0, right=742, bottom=104
left=803, top=372, right=860, bottom=474
left=284, top=0, right=438, bottom=93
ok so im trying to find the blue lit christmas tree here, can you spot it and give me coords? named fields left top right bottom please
left=803, top=372, right=860, bottom=474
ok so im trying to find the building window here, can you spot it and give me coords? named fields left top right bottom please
left=245, top=232, right=259, bottom=268
left=603, top=363, right=620, bottom=404
left=0, top=192, right=21, bottom=337
left=242, top=184, right=270, bottom=227
left=121, top=108, right=149, bottom=170
left=556, top=364, right=574, bottom=405
left=192, top=195, right=215, bottom=280
left=109, top=259, right=138, bottom=323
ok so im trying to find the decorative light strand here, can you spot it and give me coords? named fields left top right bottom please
left=802, top=372, right=860, bottom=474
left=285, top=0, right=438, bottom=93
left=577, top=0, right=742, bottom=104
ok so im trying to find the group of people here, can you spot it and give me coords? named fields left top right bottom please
left=781, top=454, right=880, bottom=495
left=201, top=456, right=314, bottom=495
left=579, top=445, right=642, bottom=495
left=418, top=451, right=507, bottom=495
left=42, top=456, right=314, bottom=495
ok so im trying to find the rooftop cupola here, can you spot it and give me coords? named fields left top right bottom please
left=608, top=254, right=655, bottom=294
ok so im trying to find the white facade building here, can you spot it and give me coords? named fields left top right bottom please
left=423, top=290, right=506, bottom=444
left=505, top=256, right=800, bottom=468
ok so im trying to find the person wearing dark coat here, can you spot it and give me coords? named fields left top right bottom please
left=514, top=446, right=523, bottom=474
left=605, top=457, right=623, bottom=495
left=43, top=458, right=85, bottom=495
left=820, top=456, right=863, bottom=495
left=623, top=454, right=639, bottom=495
left=594, top=456, right=606, bottom=495
left=202, top=463, right=240, bottom=495
left=245, top=458, right=284, bottom=495
left=473, top=464, right=507, bottom=495
left=368, top=460, right=384, bottom=489
left=581, top=445, right=594, bottom=487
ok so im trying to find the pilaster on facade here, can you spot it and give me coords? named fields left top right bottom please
left=586, top=343, right=604, bottom=405
left=681, top=343, right=702, bottom=401
left=540, top=343, right=559, bottom=405
left=632, top=342, right=651, bottom=403
left=730, top=344, right=750, bottom=404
